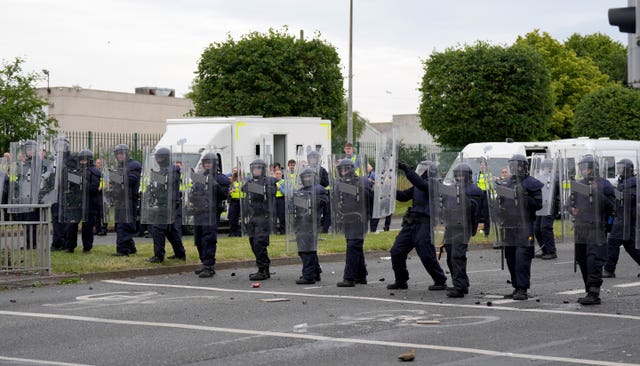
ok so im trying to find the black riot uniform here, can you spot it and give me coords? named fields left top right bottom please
left=388, top=160, right=447, bottom=290
left=442, top=163, right=483, bottom=298
left=571, top=155, right=615, bottom=305
left=242, top=159, right=277, bottom=281
left=146, top=147, right=187, bottom=263
left=294, top=168, right=329, bottom=284
left=190, top=152, right=230, bottom=277
left=45, top=137, right=69, bottom=252
left=500, top=154, right=543, bottom=300
left=604, top=159, right=640, bottom=277
left=111, top=144, right=142, bottom=256
left=534, top=159, right=560, bottom=259
left=64, top=149, right=101, bottom=253
left=307, top=150, right=331, bottom=233
left=334, top=159, right=372, bottom=287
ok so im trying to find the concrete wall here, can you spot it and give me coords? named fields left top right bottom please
left=37, top=87, right=193, bottom=134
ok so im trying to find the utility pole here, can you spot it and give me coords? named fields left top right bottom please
left=347, top=0, right=354, bottom=144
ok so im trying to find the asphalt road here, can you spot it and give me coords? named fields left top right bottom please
left=1, top=241, right=640, bottom=366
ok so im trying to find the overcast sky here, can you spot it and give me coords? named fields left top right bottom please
left=1, top=0, right=631, bottom=123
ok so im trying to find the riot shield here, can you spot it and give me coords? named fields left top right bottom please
left=101, top=147, right=133, bottom=223
left=429, top=152, right=461, bottom=247
left=530, top=153, right=558, bottom=217
left=0, top=157, right=7, bottom=204
left=58, top=152, right=88, bottom=223
left=487, top=164, right=531, bottom=248
left=371, top=128, right=398, bottom=219
left=8, top=139, right=43, bottom=214
left=329, top=154, right=369, bottom=239
left=183, top=148, right=218, bottom=227
left=141, top=146, right=176, bottom=225
left=238, top=155, right=276, bottom=237
left=284, top=166, right=320, bottom=253
left=569, top=153, right=609, bottom=249
left=38, top=142, right=58, bottom=205
left=613, top=158, right=634, bottom=242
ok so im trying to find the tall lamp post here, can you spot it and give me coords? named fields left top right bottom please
left=347, top=0, right=353, bottom=144
left=42, top=69, right=50, bottom=94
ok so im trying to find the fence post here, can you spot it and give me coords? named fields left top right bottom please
left=88, top=131, right=93, bottom=150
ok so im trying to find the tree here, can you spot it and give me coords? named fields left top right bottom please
left=573, top=85, right=640, bottom=139
left=419, top=41, right=553, bottom=149
left=515, top=31, right=611, bottom=139
left=564, top=33, right=627, bottom=85
left=0, top=57, right=57, bottom=153
left=189, top=28, right=344, bottom=128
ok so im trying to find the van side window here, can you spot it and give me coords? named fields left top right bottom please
left=603, top=156, right=615, bottom=179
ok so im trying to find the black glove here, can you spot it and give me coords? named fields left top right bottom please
left=397, top=160, right=411, bottom=173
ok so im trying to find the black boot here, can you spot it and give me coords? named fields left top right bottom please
left=249, top=267, right=269, bottom=281
left=578, top=291, right=601, bottom=305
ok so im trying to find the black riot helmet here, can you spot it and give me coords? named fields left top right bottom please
left=154, top=147, right=171, bottom=168
left=508, top=154, right=529, bottom=178
left=337, top=158, right=355, bottom=178
left=307, top=150, right=320, bottom=167
left=53, top=136, right=70, bottom=154
left=23, top=140, right=37, bottom=157
left=250, top=159, right=266, bottom=178
left=78, top=149, right=93, bottom=166
left=453, top=163, right=473, bottom=184
left=300, top=167, right=317, bottom=188
left=616, top=158, right=634, bottom=179
left=541, top=159, right=554, bottom=173
left=578, top=154, right=598, bottom=179
left=113, top=144, right=130, bottom=160
left=201, top=152, right=218, bottom=170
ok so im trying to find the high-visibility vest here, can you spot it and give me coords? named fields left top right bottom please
left=230, top=180, right=244, bottom=199
left=275, top=179, right=284, bottom=197
left=476, top=172, right=489, bottom=191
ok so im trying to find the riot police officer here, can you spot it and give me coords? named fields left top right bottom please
left=110, top=144, right=142, bottom=256
left=64, top=149, right=101, bottom=253
left=188, top=152, right=230, bottom=277
left=439, top=163, right=483, bottom=297
left=46, top=136, right=69, bottom=251
left=146, top=147, right=187, bottom=263
left=497, top=154, right=543, bottom=300
left=307, top=150, right=331, bottom=233
left=534, top=159, right=559, bottom=260
left=387, top=160, right=448, bottom=291
left=570, top=155, right=615, bottom=305
left=291, top=167, right=329, bottom=284
left=604, top=159, right=640, bottom=278
left=241, top=159, right=277, bottom=281
left=333, top=159, right=372, bottom=287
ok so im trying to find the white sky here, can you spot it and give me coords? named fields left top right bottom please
left=1, top=0, right=631, bottom=123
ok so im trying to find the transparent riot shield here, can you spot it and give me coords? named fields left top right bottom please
left=284, top=166, right=320, bottom=253
left=58, top=152, right=88, bottom=223
left=329, top=154, right=369, bottom=239
left=9, top=139, right=43, bottom=214
left=371, top=128, right=398, bottom=219
left=141, top=146, right=176, bottom=225
left=0, top=157, right=7, bottom=204
left=101, top=147, right=133, bottom=224
left=238, top=155, right=276, bottom=237
left=38, top=143, right=58, bottom=205
left=530, top=153, right=558, bottom=217
left=612, top=157, right=634, bottom=242
left=429, top=152, right=461, bottom=247
left=569, top=153, right=610, bottom=253
left=183, top=147, right=218, bottom=227
left=487, top=165, right=531, bottom=249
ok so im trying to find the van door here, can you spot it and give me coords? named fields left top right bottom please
left=273, top=134, right=286, bottom=168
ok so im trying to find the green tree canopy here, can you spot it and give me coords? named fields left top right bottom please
left=0, top=57, right=57, bottom=153
left=515, top=30, right=611, bottom=139
left=564, top=33, right=627, bottom=85
left=189, top=28, right=345, bottom=129
left=419, top=41, right=553, bottom=149
left=573, top=85, right=640, bottom=139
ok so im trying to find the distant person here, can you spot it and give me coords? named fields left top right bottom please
left=227, top=167, right=243, bottom=237
left=109, top=144, right=142, bottom=257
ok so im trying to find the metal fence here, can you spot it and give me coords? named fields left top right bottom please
left=43, top=131, right=163, bottom=162
left=355, top=141, right=443, bottom=167
left=0, top=204, right=52, bottom=276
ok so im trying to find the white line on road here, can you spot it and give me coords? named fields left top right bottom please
left=103, top=280, right=640, bottom=321
left=557, top=289, right=585, bottom=295
left=613, top=282, right=640, bottom=288
left=0, top=310, right=637, bottom=366
left=0, top=356, right=93, bottom=366
left=553, top=261, right=575, bottom=265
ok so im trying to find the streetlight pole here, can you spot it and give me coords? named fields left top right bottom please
left=42, top=69, right=50, bottom=94
left=347, top=0, right=353, bottom=144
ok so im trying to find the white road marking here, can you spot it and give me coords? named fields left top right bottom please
left=0, top=310, right=637, bottom=366
left=0, top=356, right=93, bottom=366
left=613, top=282, right=640, bottom=288
left=553, top=261, right=575, bottom=265
left=102, top=280, right=640, bottom=321
left=557, top=289, right=586, bottom=295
